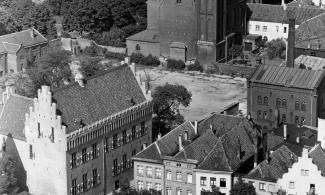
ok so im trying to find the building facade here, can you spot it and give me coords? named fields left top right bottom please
left=247, top=65, right=325, bottom=129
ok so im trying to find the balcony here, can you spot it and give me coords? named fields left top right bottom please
left=111, top=128, right=148, bottom=150
left=112, top=160, right=134, bottom=177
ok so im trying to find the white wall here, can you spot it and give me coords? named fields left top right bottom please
left=24, top=86, right=68, bottom=195
left=278, top=148, right=325, bottom=195
left=248, top=21, right=298, bottom=41
left=195, top=170, right=232, bottom=195
left=240, top=177, right=278, bottom=195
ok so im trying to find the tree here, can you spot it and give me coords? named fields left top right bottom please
left=0, top=155, right=19, bottom=194
left=113, top=186, right=161, bottom=195
left=230, top=177, right=256, bottom=195
left=266, top=38, right=286, bottom=60
left=152, top=83, right=192, bottom=137
left=79, top=55, right=103, bottom=77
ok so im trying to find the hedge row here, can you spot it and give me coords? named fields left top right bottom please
left=130, top=53, right=160, bottom=66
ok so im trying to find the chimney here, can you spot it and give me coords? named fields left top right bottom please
left=178, top=134, right=183, bottom=151
left=130, top=62, right=136, bottom=75
left=286, top=10, right=295, bottom=68
left=247, top=113, right=251, bottom=120
left=302, top=147, right=308, bottom=158
left=209, top=123, right=213, bottom=130
left=284, top=124, right=287, bottom=140
left=281, top=0, right=285, bottom=6
left=296, top=136, right=300, bottom=143
left=30, top=27, right=35, bottom=39
left=142, top=143, right=147, bottom=150
left=266, top=150, right=270, bottom=163
left=157, top=132, right=162, bottom=140
left=194, top=120, right=198, bottom=134
left=124, top=57, right=131, bottom=65
left=184, top=130, right=188, bottom=141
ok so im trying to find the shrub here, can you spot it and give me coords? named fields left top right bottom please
left=83, top=42, right=105, bottom=57
left=266, top=39, right=286, bottom=60
left=104, top=51, right=127, bottom=61
left=167, top=59, right=185, bottom=70
left=130, top=53, right=160, bottom=66
left=187, top=61, right=203, bottom=72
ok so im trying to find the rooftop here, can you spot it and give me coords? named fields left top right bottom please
left=249, top=65, right=325, bottom=90
left=294, top=55, right=325, bottom=70
left=52, top=64, right=147, bottom=133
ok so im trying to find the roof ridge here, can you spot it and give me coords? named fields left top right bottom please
left=158, top=121, right=193, bottom=142
left=11, top=93, right=34, bottom=101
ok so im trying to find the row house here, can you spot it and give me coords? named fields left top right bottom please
left=0, top=63, right=153, bottom=195
left=133, top=113, right=260, bottom=195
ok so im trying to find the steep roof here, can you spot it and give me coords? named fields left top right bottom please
left=308, top=144, right=325, bottom=176
left=126, top=29, right=159, bottom=43
left=197, top=119, right=258, bottom=172
left=294, top=55, right=325, bottom=70
left=0, top=29, right=47, bottom=51
left=52, top=65, right=146, bottom=133
left=247, top=3, right=325, bottom=25
left=249, top=65, right=325, bottom=90
left=0, top=94, right=33, bottom=140
left=174, top=129, right=218, bottom=162
left=288, top=0, right=317, bottom=7
left=198, top=113, right=243, bottom=136
left=246, top=145, right=297, bottom=181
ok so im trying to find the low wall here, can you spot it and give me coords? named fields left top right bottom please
left=213, top=63, right=257, bottom=78
left=76, top=38, right=127, bottom=54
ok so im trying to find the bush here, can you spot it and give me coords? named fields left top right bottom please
left=167, top=59, right=185, bottom=70
left=104, top=51, right=127, bottom=61
left=83, top=43, right=105, bottom=57
left=130, top=53, right=160, bottom=66
left=187, top=61, right=203, bottom=72
left=266, top=39, right=286, bottom=60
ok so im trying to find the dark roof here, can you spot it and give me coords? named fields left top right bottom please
left=174, top=129, right=218, bottom=162
left=0, top=29, right=47, bottom=51
left=246, top=145, right=297, bottom=181
left=0, top=95, right=33, bottom=140
left=288, top=0, right=317, bottom=7
left=52, top=65, right=146, bottom=133
left=126, top=29, right=159, bottom=43
left=134, top=121, right=196, bottom=161
left=309, top=144, right=325, bottom=175
left=249, top=65, right=325, bottom=90
left=198, top=113, right=243, bottom=136
left=198, top=119, right=259, bottom=172
left=247, top=3, right=325, bottom=25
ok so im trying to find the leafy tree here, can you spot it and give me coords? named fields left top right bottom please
left=113, top=186, right=161, bottom=195
left=266, top=38, right=286, bottom=60
left=230, top=177, right=256, bottom=195
left=152, top=83, right=192, bottom=137
left=0, top=155, right=19, bottom=194
left=79, top=55, right=103, bottom=77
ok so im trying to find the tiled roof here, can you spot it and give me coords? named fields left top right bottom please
left=294, top=55, right=325, bottom=70
left=246, top=145, right=297, bottom=181
left=247, top=3, right=325, bottom=25
left=198, top=113, right=243, bottom=136
left=126, top=29, right=159, bottom=43
left=249, top=65, right=325, bottom=90
left=0, top=29, right=47, bottom=52
left=174, top=129, right=218, bottom=162
left=0, top=95, right=33, bottom=140
left=52, top=65, right=146, bottom=133
left=309, top=144, right=325, bottom=176
left=288, top=0, right=317, bottom=7
left=198, top=119, right=259, bottom=172
left=135, top=142, right=162, bottom=162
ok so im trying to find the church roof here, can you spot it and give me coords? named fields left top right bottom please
left=249, top=65, right=325, bottom=90
left=52, top=65, right=146, bottom=133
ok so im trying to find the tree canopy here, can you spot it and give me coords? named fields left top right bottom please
left=0, top=155, right=19, bottom=194
left=230, top=177, right=257, bottom=195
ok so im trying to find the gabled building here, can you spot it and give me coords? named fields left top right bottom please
left=0, top=63, right=153, bottom=195
left=0, top=28, right=48, bottom=75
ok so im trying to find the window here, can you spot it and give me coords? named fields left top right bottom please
left=166, top=187, right=171, bottom=195
left=137, top=165, right=144, bottom=176
left=301, top=117, right=306, bottom=125
left=301, top=169, right=309, bottom=176
left=29, top=144, right=33, bottom=159
left=176, top=0, right=182, bottom=4
left=155, top=183, right=162, bottom=191
left=295, top=116, right=299, bottom=124
left=146, top=167, right=153, bottom=177
left=113, top=159, right=118, bottom=175
left=72, top=178, right=77, bottom=195
left=268, top=184, right=275, bottom=192
left=82, top=173, right=88, bottom=191
left=155, top=168, right=162, bottom=179
left=289, top=181, right=295, bottom=189
left=105, top=137, right=109, bottom=153
left=263, top=26, right=267, bottom=32
left=82, top=148, right=87, bottom=163
left=93, top=168, right=98, bottom=186
left=264, top=96, right=268, bottom=105
left=259, top=182, right=266, bottom=191
left=276, top=98, right=281, bottom=108
left=187, top=164, right=192, bottom=169
left=176, top=188, right=181, bottom=195
left=220, top=178, right=226, bottom=187
left=258, top=110, right=262, bottom=118
left=141, top=122, right=145, bottom=135
left=187, top=190, right=192, bottom=195
left=135, top=44, right=141, bottom=51
left=50, top=127, right=54, bottom=142
left=113, top=134, right=118, bottom=149
left=210, top=177, right=216, bottom=186
left=132, top=149, right=136, bottom=156
left=166, top=170, right=171, bottom=180
left=282, top=99, right=287, bottom=108
left=256, top=25, right=260, bottom=31
left=301, top=102, right=306, bottom=111
left=284, top=27, right=287, bottom=33
left=177, top=163, right=181, bottom=167
left=263, top=111, right=268, bottom=119
left=123, top=154, right=127, bottom=170
left=248, top=181, right=255, bottom=186
left=122, top=130, right=127, bottom=144
left=92, top=143, right=97, bottom=158
left=115, top=180, right=120, bottom=190
left=200, top=177, right=207, bottom=186
left=132, top=126, right=136, bottom=140
left=282, top=114, right=286, bottom=123
left=276, top=26, right=279, bottom=32
left=295, top=101, right=300, bottom=110
left=37, top=122, right=41, bottom=138
left=146, top=182, right=152, bottom=190
left=176, top=172, right=182, bottom=181
left=311, top=51, right=316, bottom=56
left=258, top=96, right=262, bottom=105
left=138, top=181, right=144, bottom=190
left=187, top=173, right=193, bottom=183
